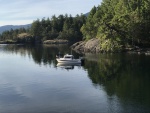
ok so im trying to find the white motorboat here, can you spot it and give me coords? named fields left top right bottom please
left=56, top=54, right=82, bottom=64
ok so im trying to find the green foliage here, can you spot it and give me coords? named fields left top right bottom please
left=81, top=0, right=150, bottom=52
left=31, top=14, right=86, bottom=43
left=0, top=28, right=28, bottom=42
left=17, top=33, right=34, bottom=44
left=1, top=0, right=150, bottom=51
left=0, top=14, right=86, bottom=44
left=100, top=38, right=122, bottom=52
left=81, top=6, right=97, bottom=40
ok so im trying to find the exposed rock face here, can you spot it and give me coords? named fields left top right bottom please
left=71, top=38, right=101, bottom=53
left=71, top=38, right=150, bottom=54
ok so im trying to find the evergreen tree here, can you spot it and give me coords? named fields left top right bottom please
left=81, top=6, right=97, bottom=40
left=81, top=0, right=150, bottom=52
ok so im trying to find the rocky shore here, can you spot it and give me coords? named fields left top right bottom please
left=71, top=38, right=101, bottom=53
left=71, top=38, right=150, bottom=55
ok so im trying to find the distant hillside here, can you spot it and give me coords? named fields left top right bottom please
left=84, top=12, right=89, bottom=17
left=0, top=24, right=31, bottom=34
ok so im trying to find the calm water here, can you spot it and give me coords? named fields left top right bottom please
left=0, top=44, right=150, bottom=113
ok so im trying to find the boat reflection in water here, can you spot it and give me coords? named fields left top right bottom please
left=56, top=63, right=82, bottom=70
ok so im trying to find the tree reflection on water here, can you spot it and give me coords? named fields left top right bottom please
left=2, top=44, right=150, bottom=109
left=84, top=53, right=150, bottom=108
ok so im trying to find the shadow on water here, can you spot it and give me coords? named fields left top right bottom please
left=83, top=53, right=150, bottom=109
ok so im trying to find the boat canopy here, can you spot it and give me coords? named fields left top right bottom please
left=64, top=54, right=74, bottom=59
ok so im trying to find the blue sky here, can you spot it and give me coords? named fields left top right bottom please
left=0, top=0, right=101, bottom=26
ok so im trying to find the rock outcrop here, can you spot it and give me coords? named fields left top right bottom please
left=71, top=38, right=101, bottom=53
left=71, top=38, right=150, bottom=54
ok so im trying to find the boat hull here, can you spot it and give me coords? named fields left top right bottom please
left=56, top=59, right=81, bottom=64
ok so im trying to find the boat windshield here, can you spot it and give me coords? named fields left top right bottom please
left=64, top=55, right=74, bottom=59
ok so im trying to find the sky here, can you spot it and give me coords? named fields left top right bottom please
left=0, top=0, right=101, bottom=26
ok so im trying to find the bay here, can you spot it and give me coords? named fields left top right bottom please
left=0, top=44, right=150, bottom=113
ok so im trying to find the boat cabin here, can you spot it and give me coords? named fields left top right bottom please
left=64, top=54, right=74, bottom=59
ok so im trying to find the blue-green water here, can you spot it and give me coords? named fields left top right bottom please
left=0, top=44, right=150, bottom=113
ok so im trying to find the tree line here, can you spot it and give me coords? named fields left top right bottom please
left=0, top=28, right=29, bottom=43
left=1, top=0, right=150, bottom=51
left=0, top=14, right=86, bottom=44
left=81, top=0, right=150, bottom=51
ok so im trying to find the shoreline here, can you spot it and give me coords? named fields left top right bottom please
left=71, top=38, right=150, bottom=55
left=1, top=39, right=150, bottom=55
